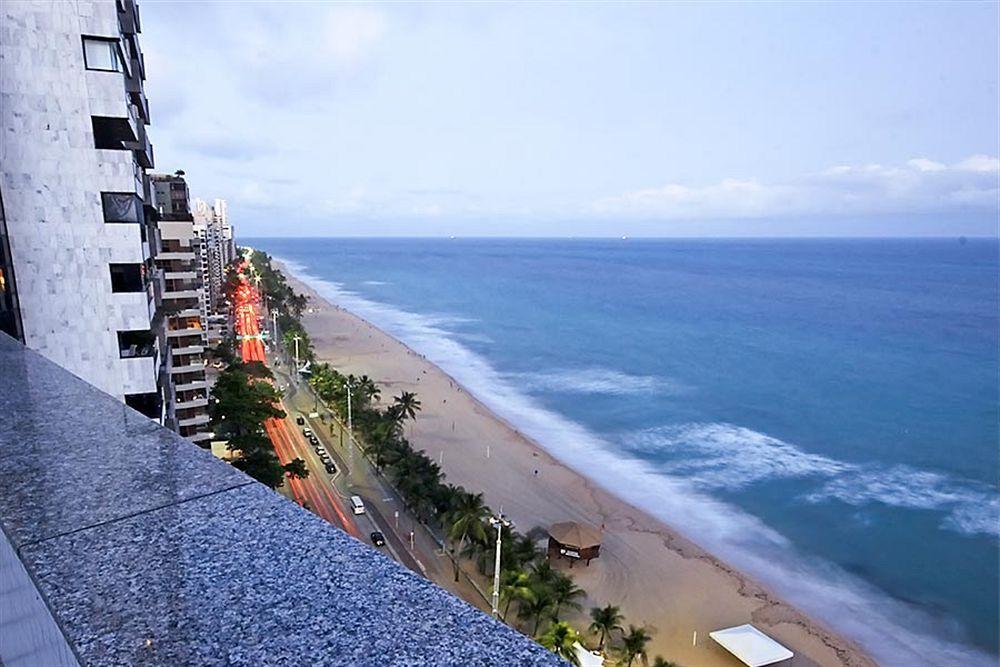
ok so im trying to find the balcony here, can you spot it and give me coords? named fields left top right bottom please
left=124, top=115, right=154, bottom=169
left=187, top=430, right=213, bottom=444
left=169, top=362, right=204, bottom=375
left=174, top=379, right=208, bottom=393
left=156, top=250, right=196, bottom=262
left=175, top=395, right=209, bottom=411
left=170, top=345, right=204, bottom=357
left=176, top=413, right=210, bottom=428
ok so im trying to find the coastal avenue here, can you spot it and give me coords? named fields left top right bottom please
left=231, top=261, right=360, bottom=538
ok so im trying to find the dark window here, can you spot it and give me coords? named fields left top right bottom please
left=82, top=36, right=121, bottom=72
left=124, top=391, right=160, bottom=420
left=170, top=183, right=186, bottom=191
left=92, top=116, right=135, bottom=150
left=109, top=263, right=144, bottom=293
left=101, top=192, right=143, bottom=223
left=117, top=329, right=156, bottom=358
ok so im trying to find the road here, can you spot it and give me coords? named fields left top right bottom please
left=231, top=262, right=360, bottom=539
left=232, top=260, right=493, bottom=610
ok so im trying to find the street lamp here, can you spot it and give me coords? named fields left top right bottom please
left=344, top=380, right=353, bottom=434
left=489, top=512, right=511, bottom=619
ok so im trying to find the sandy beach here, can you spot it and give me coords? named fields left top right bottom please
left=279, top=262, right=876, bottom=667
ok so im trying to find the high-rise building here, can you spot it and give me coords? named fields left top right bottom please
left=151, top=173, right=212, bottom=445
left=0, top=0, right=162, bottom=419
left=192, top=197, right=236, bottom=344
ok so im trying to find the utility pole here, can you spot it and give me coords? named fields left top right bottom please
left=345, top=381, right=353, bottom=434
left=488, top=512, right=511, bottom=618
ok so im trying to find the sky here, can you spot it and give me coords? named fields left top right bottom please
left=140, top=1, right=999, bottom=237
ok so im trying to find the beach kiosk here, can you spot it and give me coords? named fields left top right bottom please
left=547, top=521, right=601, bottom=567
left=708, top=624, right=794, bottom=666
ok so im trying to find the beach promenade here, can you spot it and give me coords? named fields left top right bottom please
left=278, top=262, right=876, bottom=667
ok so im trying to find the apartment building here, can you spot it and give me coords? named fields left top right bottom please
left=151, top=173, right=212, bottom=445
left=0, top=0, right=162, bottom=418
left=192, top=197, right=236, bottom=344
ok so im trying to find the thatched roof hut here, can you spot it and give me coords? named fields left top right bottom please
left=547, top=521, right=602, bottom=566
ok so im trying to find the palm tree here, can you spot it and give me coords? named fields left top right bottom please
left=518, top=584, right=555, bottom=637
left=588, top=603, right=624, bottom=653
left=499, top=570, right=535, bottom=621
left=392, top=391, right=422, bottom=421
left=650, top=657, right=677, bottom=667
left=445, top=491, right=489, bottom=581
left=619, top=625, right=652, bottom=667
left=538, top=621, right=582, bottom=666
left=550, top=573, right=585, bottom=618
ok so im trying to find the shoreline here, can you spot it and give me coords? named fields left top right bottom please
left=276, top=260, right=876, bottom=667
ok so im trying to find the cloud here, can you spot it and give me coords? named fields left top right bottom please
left=323, top=7, right=387, bottom=68
left=588, top=156, right=1000, bottom=220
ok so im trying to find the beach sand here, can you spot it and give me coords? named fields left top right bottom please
left=280, top=263, right=876, bottom=667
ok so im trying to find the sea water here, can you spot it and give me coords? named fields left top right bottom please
left=250, top=237, right=998, bottom=665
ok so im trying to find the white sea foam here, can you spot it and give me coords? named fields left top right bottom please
left=624, top=423, right=1000, bottom=539
left=508, top=368, right=687, bottom=396
left=279, top=257, right=997, bottom=667
left=624, top=423, right=850, bottom=487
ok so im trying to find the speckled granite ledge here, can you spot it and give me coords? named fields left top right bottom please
left=0, top=334, right=562, bottom=666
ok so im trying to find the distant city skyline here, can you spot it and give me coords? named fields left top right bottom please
left=142, top=2, right=998, bottom=237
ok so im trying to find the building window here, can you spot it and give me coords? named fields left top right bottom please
left=92, top=116, right=134, bottom=150
left=124, top=391, right=161, bottom=420
left=82, top=37, right=121, bottom=72
left=117, top=330, right=156, bottom=358
left=101, top=192, right=143, bottom=224
left=109, top=263, right=144, bottom=293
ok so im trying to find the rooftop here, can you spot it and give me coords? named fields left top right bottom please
left=0, top=332, right=561, bottom=666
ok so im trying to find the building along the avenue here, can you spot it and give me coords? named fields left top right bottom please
left=151, top=173, right=212, bottom=445
left=0, top=0, right=163, bottom=419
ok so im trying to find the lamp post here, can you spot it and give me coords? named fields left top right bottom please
left=344, top=380, right=353, bottom=434
left=488, top=512, right=511, bottom=618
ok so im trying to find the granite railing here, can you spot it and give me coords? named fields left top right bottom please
left=0, top=333, right=563, bottom=666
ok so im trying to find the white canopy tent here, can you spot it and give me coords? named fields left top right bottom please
left=709, top=624, right=794, bottom=667
left=572, top=642, right=604, bottom=667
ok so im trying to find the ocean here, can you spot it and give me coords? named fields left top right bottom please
left=249, top=237, right=999, bottom=666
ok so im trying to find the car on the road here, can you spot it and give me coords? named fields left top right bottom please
left=350, top=495, right=366, bottom=515
left=308, top=434, right=319, bottom=445
left=370, top=531, right=385, bottom=547
left=301, top=427, right=312, bottom=438
left=296, top=416, right=305, bottom=425
left=324, top=462, right=337, bottom=475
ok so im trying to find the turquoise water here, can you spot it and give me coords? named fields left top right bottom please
left=250, top=237, right=998, bottom=665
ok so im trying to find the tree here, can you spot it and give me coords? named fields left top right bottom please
left=538, top=621, right=582, bottom=665
left=283, top=458, right=310, bottom=480
left=619, top=625, right=652, bottom=667
left=210, top=367, right=285, bottom=438
left=650, top=658, right=677, bottom=667
left=445, top=491, right=489, bottom=581
left=392, top=391, right=422, bottom=421
left=499, top=570, right=535, bottom=621
left=518, top=584, right=556, bottom=637
left=589, top=603, right=624, bottom=653
left=550, top=573, right=585, bottom=618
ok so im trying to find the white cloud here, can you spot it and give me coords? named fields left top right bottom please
left=323, top=7, right=387, bottom=68
left=588, top=156, right=1000, bottom=220
left=954, top=154, right=1000, bottom=173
